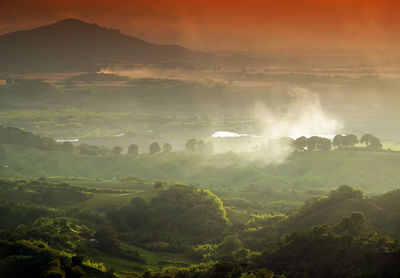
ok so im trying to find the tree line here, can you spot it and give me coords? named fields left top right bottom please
left=0, top=126, right=215, bottom=157
left=292, top=133, right=382, bottom=152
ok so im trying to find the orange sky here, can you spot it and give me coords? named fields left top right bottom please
left=1, top=0, right=399, bottom=53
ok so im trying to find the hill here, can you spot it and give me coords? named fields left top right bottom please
left=0, top=19, right=211, bottom=72
left=2, top=144, right=400, bottom=195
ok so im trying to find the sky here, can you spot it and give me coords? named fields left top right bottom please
left=1, top=0, right=399, bottom=53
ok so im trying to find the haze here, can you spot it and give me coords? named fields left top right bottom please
left=1, top=1, right=400, bottom=278
left=2, top=0, right=400, bottom=54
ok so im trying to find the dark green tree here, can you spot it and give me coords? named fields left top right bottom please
left=294, top=136, right=308, bottom=151
left=360, top=133, right=382, bottom=151
left=95, top=226, right=119, bottom=252
left=128, top=144, right=139, bottom=156
left=332, top=135, right=344, bottom=149
left=196, top=140, right=207, bottom=153
left=368, top=136, right=382, bottom=151
left=342, top=134, right=358, bottom=149
left=149, top=142, right=161, bottom=154
left=360, top=133, right=374, bottom=145
left=162, top=143, right=172, bottom=153
left=319, top=138, right=332, bottom=151
left=185, top=138, right=197, bottom=151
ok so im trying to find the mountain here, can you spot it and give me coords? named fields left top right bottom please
left=0, top=19, right=212, bottom=72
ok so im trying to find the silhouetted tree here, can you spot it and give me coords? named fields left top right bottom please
left=95, top=226, right=119, bottom=252
left=185, top=139, right=197, bottom=151
left=319, top=138, right=332, bottom=151
left=128, top=144, right=139, bottom=156
left=196, top=140, right=207, bottom=153
left=368, top=136, right=382, bottom=151
left=162, top=143, right=172, bottom=153
left=332, top=135, right=344, bottom=149
left=342, top=134, right=358, bottom=149
left=149, top=142, right=161, bottom=154
left=360, top=133, right=374, bottom=145
left=307, top=136, right=320, bottom=151
left=294, top=136, right=308, bottom=151
left=360, top=133, right=382, bottom=151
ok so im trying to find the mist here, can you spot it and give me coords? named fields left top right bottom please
left=1, top=8, right=400, bottom=278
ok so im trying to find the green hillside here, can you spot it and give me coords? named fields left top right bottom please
left=2, top=144, right=400, bottom=195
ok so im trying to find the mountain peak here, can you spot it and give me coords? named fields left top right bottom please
left=54, top=18, right=88, bottom=24
left=0, top=18, right=208, bottom=72
left=40, top=18, right=119, bottom=34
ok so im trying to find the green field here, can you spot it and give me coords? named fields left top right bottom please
left=2, top=144, right=400, bottom=195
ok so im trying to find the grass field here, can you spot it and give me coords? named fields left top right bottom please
left=2, top=144, right=400, bottom=196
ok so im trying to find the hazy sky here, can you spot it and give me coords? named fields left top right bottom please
left=1, top=0, right=399, bottom=53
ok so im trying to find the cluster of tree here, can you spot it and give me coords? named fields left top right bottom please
left=332, top=134, right=358, bottom=149
left=0, top=176, right=399, bottom=278
left=293, top=136, right=332, bottom=151
left=107, top=184, right=229, bottom=246
left=298, top=185, right=364, bottom=216
left=293, top=133, right=383, bottom=152
left=185, top=139, right=214, bottom=154
left=360, top=133, right=383, bottom=150
left=0, top=126, right=59, bottom=151
left=0, top=178, right=91, bottom=206
left=0, top=236, right=116, bottom=278
left=0, top=201, right=59, bottom=229
left=333, top=133, right=382, bottom=150
left=148, top=142, right=173, bottom=154
left=257, top=224, right=400, bottom=278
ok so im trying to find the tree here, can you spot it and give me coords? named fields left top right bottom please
left=196, top=140, right=207, bottom=153
left=128, top=144, right=139, bottom=156
left=95, top=226, right=119, bottom=252
left=185, top=138, right=197, bottom=151
left=150, top=184, right=228, bottom=240
left=342, top=134, right=358, bottom=149
left=162, top=143, right=172, bottom=153
left=360, top=133, right=374, bottom=145
left=360, top=133, right=382, bottom=151
left=61, top=142, right=74, bottom=153
left=328, top=185, right=364, bottom=201
left=332, top=135, right=344, bottom=149
left=294, top=136, right=307, bottom=151
left=112, top=146, right=122, bottom=155
left=368, top=136, right=382, bottom=151
left=306, top=136, right=320, bottom=151
left=149, top=142, right=161, bottom=154
left=319, top=138, right=332, bottom=151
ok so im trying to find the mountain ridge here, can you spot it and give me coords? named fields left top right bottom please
left=0, top=18, right=212, bottom=72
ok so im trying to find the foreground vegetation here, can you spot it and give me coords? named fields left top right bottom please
left=0, top=177, right=399, bottom=277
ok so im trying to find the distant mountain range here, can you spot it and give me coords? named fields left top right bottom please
left=0, top=19, right=215, bottom=72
